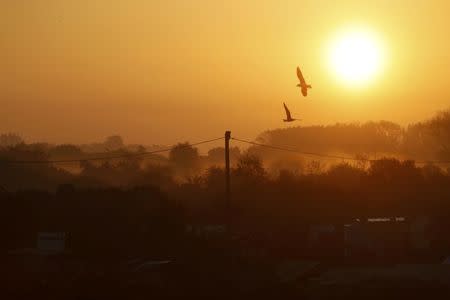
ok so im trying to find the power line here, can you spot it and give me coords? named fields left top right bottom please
left=231, top=137, right=450, bottom=165
left=0, top=137, right=224, bottom=165
left=232, top=137, right=362, bottom=161
left=2, top=134, right=450, bottom=165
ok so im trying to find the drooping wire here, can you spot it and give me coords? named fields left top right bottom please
left=3, top=135, right=450, bottom=165
left=231, top=137, right=450, bottom=165
left=0, top=137, right=224, bottom=165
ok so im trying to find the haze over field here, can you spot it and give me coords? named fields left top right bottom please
left=2, top=0, right=450, bottom=145
left=5, top=3, right=450, bottom=298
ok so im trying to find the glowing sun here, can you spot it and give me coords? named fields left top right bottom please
left=328, top=29, right=384, bottom=86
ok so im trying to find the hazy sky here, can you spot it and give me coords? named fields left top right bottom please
left=2, top=0, right=450, bottom=145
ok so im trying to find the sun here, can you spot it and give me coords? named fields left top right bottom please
left=328, top=29, right=384, bottom=86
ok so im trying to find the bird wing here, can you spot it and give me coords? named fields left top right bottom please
left=297, top=66, right=306, bottom=85
left=283, top=102, right=292, bottom=119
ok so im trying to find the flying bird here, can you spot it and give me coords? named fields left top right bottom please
left=296, top=66, right=312, bottom=97
left=283, top=102, right=298, bottom=122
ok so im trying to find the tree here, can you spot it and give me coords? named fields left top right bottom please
left=234, top=153, right=265, bottom=179
left=104, top=135, right=124, bottom=150
left=306, top=160, right=323, bottom=175
left=207, top=146, right=241, bottom=164
left=169, top=142, right=200, bottom=174
left=49, top=144, right=83, bottom=157
left=0, top=133, right=24, bottom=147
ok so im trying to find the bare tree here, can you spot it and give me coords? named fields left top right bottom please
left=0, top=133, right=24, bottom=147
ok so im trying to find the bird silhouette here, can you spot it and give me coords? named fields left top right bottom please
left=283, top=102, right=298, bottom=122
left=296, top=66, right=312, bottom=96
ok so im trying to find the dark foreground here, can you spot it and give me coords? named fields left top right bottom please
left=3, top=248, right=450, bottom=300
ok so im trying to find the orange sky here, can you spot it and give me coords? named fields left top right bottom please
left=2, top=0, right=450, bottom=145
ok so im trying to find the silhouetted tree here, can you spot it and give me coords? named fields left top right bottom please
left=234, top=153, right=266, bottom=179
left=169, top=142, right=200, bottom=176
left=49, top=144, right=83, bottom=157
left=306, top=160, right=324, bottom=174
left=0, top=133, right=24, bottom=147
left=207, top=146, right=241, bottom=164
left=104, top=135, right=124, bottom=150
left=403, top=110, right=450, bottom=160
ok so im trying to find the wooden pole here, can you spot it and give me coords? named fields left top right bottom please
left=225, top=131, right=231, bottom=229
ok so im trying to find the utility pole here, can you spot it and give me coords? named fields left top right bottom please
left=225, top=131, right=231, bottom=230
